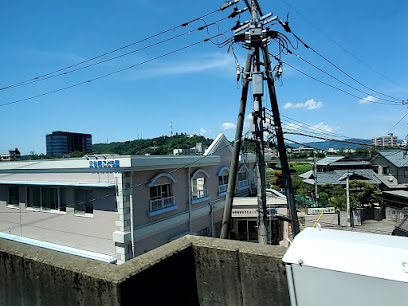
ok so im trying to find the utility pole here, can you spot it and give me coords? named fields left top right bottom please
left=221, top=0, right=300, bottom=240
left=346, top=173, right=351, bottom=227
left=314, top=152, right=319, bottom=207
left=250, top=0, right=268, bottom=244
left=220, top=54, right=252, bottom=239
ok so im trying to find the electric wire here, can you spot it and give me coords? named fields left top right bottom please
left=273, top=56, right=402, bottom=106
left=276, top=0, right=402, bottom=88
left=285, top=50, right=401, bottom=104
left=285, top=131, right=402, bottom=150
left=0, top=17, right=231, bottom=89
left=264, top=108, right=362, bottom=141
left=0, top=32, right=230, bottom=107
left=0, top=5, right=233, bottom=91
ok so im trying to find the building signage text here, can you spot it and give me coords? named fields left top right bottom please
left=89, top=160, right=120, bottom=168
left=307, top=207, right=335, bottom=215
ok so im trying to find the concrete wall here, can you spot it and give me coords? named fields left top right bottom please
left=0, top=235, right=290, bottom=306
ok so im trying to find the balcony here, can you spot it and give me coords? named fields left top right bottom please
left=149, top=196, right=177, bottom=216
left=192, top=189, right=209, bottom=204
left=238, top=179, right=249, bottom=189
left=218, top=184, right=228, bottom=194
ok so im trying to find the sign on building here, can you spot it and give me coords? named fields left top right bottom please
left=307, top=207, right=335, bottom=215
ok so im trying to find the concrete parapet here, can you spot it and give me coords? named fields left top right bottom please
left=0, top=235, right=289, bottom=305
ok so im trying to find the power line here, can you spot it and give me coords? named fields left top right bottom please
left=0, top=17, right=230, bottom=89
left=389, top=110, right=408, bottom=131
left=273, top=56, right=402, bottom=106
left=276, top=0, right=402, bottom=88
left=283, top=137, right=324, bottom=152
left=0, top=32, right=228, bottom=107
left=285, top=131, right=403, bottom=150
left=0, top=6, right=231, bottom=91
left=285, top=50, right=402, bottom=104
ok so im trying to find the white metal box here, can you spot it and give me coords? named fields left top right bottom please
left=283, top=227, right=408, bottom=306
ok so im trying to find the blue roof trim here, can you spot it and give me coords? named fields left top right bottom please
left=217, top=166, right=230, bottom=176
left=148, top=173, right=177, bottom=187
left=0, top=232, right=117, bottom=264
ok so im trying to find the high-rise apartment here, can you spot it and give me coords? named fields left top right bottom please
left=46, top=131, right=92, bottom=157
left=372, top=133, right=397, bottom=147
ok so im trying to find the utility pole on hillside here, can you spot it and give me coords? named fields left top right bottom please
left=221, top=0, right=300, bottom=241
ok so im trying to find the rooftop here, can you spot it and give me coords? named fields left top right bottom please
left=377, top=150, right=408, bottom=168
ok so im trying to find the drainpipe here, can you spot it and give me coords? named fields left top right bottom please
left=209, top=200, right=214, bottom=237
left=188, top=167, right=192, bottom=232
left=129, top=172, right=135, bottom=257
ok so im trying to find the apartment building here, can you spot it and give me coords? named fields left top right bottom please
left=0, top=134, right=259, bottom=264
left=372, top=133, right=397, bottom=147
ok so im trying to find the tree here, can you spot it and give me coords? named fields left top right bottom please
left=349, top=180, right=382, bottom=207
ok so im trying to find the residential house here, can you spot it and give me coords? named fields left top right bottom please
left=0, top=148, right=21, bottom=161
left=0, top=134, right=259, bottom=264
left=371, top=151, right=408, bottom=220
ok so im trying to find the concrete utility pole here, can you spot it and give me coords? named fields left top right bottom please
left=314, top=152, right=319, bottom=207
left=221, top=0, right=300, bottom=240
left=220, top=54, right=253, bottom=239
left=346, top=173, right=351, bottom=227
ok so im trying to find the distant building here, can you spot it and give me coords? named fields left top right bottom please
left=372, top=133, right=397, bottom=147
left=0, top=148, right=21, bottom=162
left=173, top=148, right=197, bottom=155
left=46, top=131, right=92, bottom=157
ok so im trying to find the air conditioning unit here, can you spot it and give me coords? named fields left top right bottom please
left=283, top=228, right=408, bottom=306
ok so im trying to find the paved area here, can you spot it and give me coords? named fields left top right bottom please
left=309, top=219, right=397, bottom=235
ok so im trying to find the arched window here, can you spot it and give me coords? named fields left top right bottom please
left=191, top=169, right=210, bottom=204
left=217, top=166, right=230, bottom=195
left=148, top=173, right=177, bottom=216
left=238, top=165, right=250, bottom=190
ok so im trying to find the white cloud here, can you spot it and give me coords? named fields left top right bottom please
left=359, top=95, right=379, bottom=104
left=222, top=122, right=236, bottom=130
left=131, top=53, right=234, bottom=79
left=310, top=122, right=334, bottom=133
left=283, top=99, right=323, bottom=110
left=199, top=128, right=207, bottom=135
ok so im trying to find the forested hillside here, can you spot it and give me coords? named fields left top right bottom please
left=93, top=134, right=213, bottom=155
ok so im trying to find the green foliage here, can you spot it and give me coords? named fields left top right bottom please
left=66, top=151, right=86, bottom=158
left=93, top=134, right=213, bottom=155
left=292, top=178, right=313, bottom=198
left=349, top=180, right=382, bottom=206
left=29, top=151, right=52, bottom=160
left=288, top=162, right=312, bottom=173
left=317, top=181, right=382, bottom=211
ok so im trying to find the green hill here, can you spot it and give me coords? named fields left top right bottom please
left=93, top=134, right=214, bottom=155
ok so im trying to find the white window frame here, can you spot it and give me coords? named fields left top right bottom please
left=217, top=166, right=229, bottom=196
left=148, top=173, right=178, bottom=217
left=238, top=165, right=250, bottom=190
left=191, top=169, right=210, bottom=204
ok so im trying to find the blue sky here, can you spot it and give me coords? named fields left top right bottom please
left=1, top=0, right=407, bottom=154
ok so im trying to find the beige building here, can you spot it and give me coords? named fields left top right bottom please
left=372, top=133, right=397, bottom=147
left=0, top=134, right=260, bottom=264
